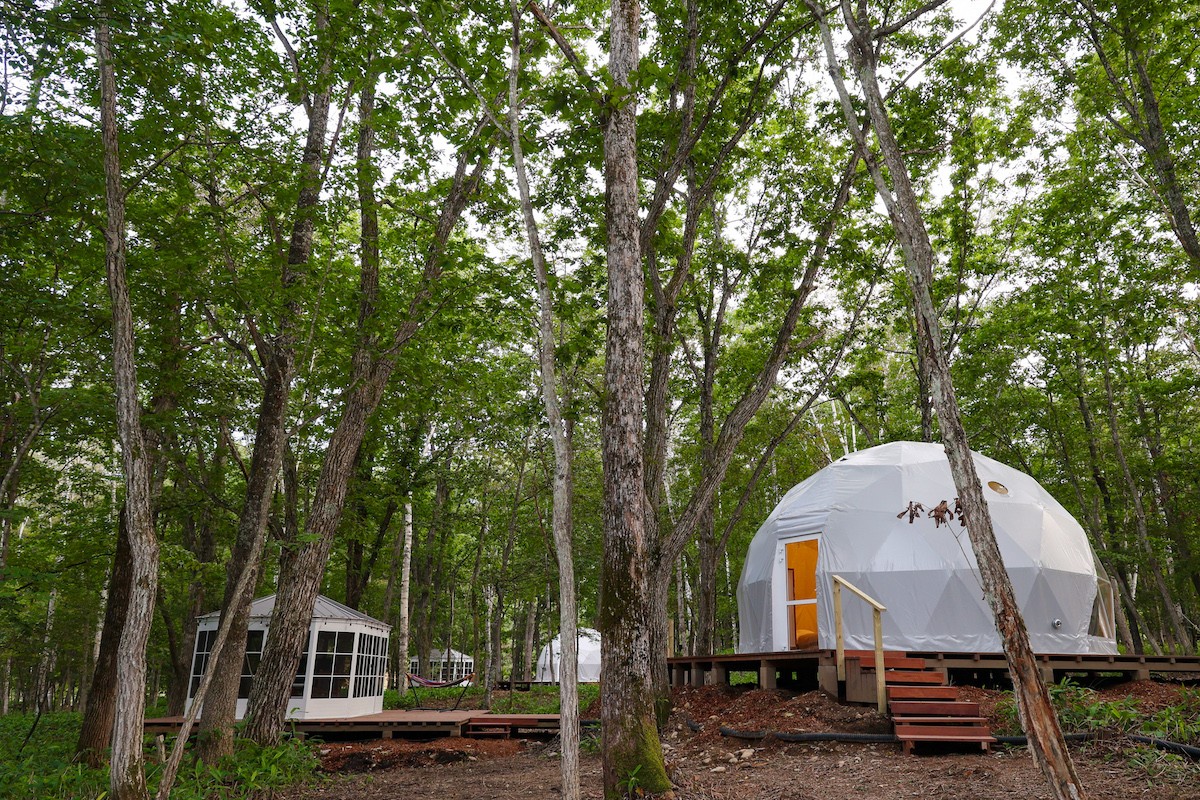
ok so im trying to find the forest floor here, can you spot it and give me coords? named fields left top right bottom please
left=292, top=680, right=1200, bottom=800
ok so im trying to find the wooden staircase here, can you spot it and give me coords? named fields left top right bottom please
left=844, top=651, right=996, bottom=754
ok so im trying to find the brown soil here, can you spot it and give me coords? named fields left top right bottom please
left=294, top=681, right=1200, bottom=800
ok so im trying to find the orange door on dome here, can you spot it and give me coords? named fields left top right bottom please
left=785, top=539, right=819, bottom=650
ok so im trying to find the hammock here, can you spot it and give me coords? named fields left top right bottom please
left=405, top=672, right=475, bottom=710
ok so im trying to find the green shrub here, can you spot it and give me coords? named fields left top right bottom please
left=0, top=711, right=319, bottom=800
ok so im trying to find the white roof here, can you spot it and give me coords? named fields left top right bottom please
left=200, top=594, right=390, bottom=629
left=736, top=441, right=1116, bottom=655
left=413, top=648, right=473, bottom=662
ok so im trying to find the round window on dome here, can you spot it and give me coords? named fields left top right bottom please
left=988, top=480, right=1009, bottom=495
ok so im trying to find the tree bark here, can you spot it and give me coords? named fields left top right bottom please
left=809, top=3, right=1087, bottom=797
left=195, top=6, right=341, bottom=757
left=508, top=7, right=580, bottom=791
left=97, top=18, right=160, bottom=800
left=385, top=498, right=415, bottom=688
left=599, top=0, right=672, bottom=795
left=75, top=512, right=131, bottom=765
left=242, top=118, right=487, bottom=741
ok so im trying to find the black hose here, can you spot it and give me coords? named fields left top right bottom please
left=1128, top=735, right=1200, bottom=760
left=993, top=732, right=1199, bottom=761
left=719, top=726, right=769, bottom=740
left=684, top=716, right=703, bottom=733
left=719, top=725, right=897, bottom=743
left=775, top=731, right=898, bottom=743
left=993, top=733, right=1096, bottom=745
left=717, top=725, right=1199, bottom=759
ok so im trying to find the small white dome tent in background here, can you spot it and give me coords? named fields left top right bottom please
left=187, top=594, right=391, bottom=720
left=535, top=627, right=602, bottom=683
left=736, top=441, right=1117, bottom=656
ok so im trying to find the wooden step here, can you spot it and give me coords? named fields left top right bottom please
left=894, top=724, right=996, bottom=754
left=464, top=722, right=513, bottom=739
left=891, top=716, right=988, bottom=726
left=886, top=685, right=958, bottom=701
left=847, top=655, right=928, bottom=671
left=888, top=700, right=981, bottom=717
left=881, top=670, right=946, bottom=685
left=895, top=724, right=995, bottom=739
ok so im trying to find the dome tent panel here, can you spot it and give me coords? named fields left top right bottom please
left=535, top=628, right=602, bottom=683
left=736, top=442, right=1116, bottom=656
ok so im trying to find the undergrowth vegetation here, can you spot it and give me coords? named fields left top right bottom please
left=0, top=711, right=320, bottom=800
left=383, top=683, right=600, bottom=716
left=995, top=681, right=1200, bottom=783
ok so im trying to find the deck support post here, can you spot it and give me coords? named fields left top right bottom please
left=758, top=660, right=777, bottom=689
left=707, top=663, right=728, bottom=686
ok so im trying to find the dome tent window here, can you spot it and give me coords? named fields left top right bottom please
left=187, top=595, right=390, bottom=720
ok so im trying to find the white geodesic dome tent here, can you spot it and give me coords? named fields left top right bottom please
left=736, top=441, right=1117, bottom=655
left=535, top=628, right=602, bottom=683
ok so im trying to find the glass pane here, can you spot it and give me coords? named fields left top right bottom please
left=246, top=629, right=264, bottom=652
left=238, top=677, right=253, bottom=699
left=313, top=654, right=333, bottom=676
left=312, top=677, right=332, bottom=699
left=290, top=678, right=305, bottom=698
left=332, top=677, right=350, bottom=698
left=337, top=631, right=355, bottom=653
left=317, top=630, right=337, bottom=652
left=245, top=653, right=261, bottom=675
left=334, top=654, right=352, bottom=675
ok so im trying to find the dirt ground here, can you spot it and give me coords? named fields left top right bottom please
left=293, top=681, right=1200, bottom=800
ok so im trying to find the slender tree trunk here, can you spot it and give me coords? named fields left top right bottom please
left=1070, top=381, right=1151, bottom=654
left=507, top=10, right=580, bottom=790
left=809, top=3, right=1086, bottom=797
left=1099, top=357, right=1191, bottom=650
left=521, top=600, right=537, bottom=681
left=243, top=116, right=487, bottom=742
left=97, top=19, right=160, bottom=799
left=196, top=13, right=337, bottom=756
left=1123, top=24, right=1200, bottom=268
left=385, top=499, right=415, bottom=689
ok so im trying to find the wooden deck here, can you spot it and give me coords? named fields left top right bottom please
left=144, top=709, right=561, bottom=740
left=667, top=648, right=1200, bottom=694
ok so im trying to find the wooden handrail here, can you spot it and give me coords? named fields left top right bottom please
left=831, top=574, right=888, bottom=714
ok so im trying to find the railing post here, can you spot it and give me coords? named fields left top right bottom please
left=873, top=608, right=885, bottom=715
left=834, top=580, right=845, bottom=681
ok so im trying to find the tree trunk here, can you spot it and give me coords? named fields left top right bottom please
left=242, top=104, right=487, bottom=741
left=195, top=8, right=340, bottom=756
left=599, top=1, right=672, bottom=794
left=1098, top=356, right=1191, bottom=650
left=75, top=514, right=131, bottom=765
left=810, top=3, right=1087, bottom=797
left=385, top=498, right=415, bottom=689
left=97, top=19, right=160, bottom=800
left=507, top=8, right=580, bottom=790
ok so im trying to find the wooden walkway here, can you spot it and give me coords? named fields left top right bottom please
left=144, top=709, right=562, bottom=740
left=667, top=649, right=1200, bottom=694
